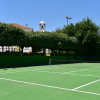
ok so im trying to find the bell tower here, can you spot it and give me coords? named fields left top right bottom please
left=39, top=21, right=46, bottom=32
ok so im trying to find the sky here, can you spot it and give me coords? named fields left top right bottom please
left=0, top=0, right=100, bottom=32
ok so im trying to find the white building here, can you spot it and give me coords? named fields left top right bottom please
left=39, top=21, right=46, bottom=32
left=39, top=21, right=51, bottom=56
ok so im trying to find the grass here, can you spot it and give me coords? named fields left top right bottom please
left=0, top=63, right=100, bottom=100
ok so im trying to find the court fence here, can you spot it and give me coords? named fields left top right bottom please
left=0, top=56, right=100, bottom=68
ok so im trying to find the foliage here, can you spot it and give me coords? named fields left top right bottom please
left=27, top=31, right=78, bottom=51
left=55, top=28, right=63, bottom=34
left=75, top=17, right=99, bottom=41
left=62, top=23, right=75, bottom=36
left=0, top=23, right=26, bottom=46
left=0, top=17, right=100, bottom=57
left=82, top=31, right=100, bottom=56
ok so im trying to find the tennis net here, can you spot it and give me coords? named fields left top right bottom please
left=49, top=59, right=100, bottom=69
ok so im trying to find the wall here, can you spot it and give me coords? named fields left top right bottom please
left=0, top=56, right=68, bottom=68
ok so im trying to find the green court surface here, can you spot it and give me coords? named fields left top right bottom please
left=0, top=63, right=100, bottom=100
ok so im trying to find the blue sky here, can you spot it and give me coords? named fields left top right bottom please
left=0, top=0, right=100, bottom=32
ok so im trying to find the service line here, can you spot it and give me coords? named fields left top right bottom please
left=72, top=79, right=100, bottom=90
left=0, top=77, right=100, bottom=96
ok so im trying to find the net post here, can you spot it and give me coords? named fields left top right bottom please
left=49, top=59, right=51, bottom=67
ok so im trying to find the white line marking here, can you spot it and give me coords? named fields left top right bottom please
left=0, top=69, right=48, bottom=74
left=0, top=66, right=91, bottom=75
left=34, top=69, right=100, bottom=78
left=62, top=68, right=92, bottom=74
left=73, top=79, right=100, bottom=90
left=1, top=68, right=100, bottom=78
left=28, top=70, right=100, bottom=78
left=67, top=73, right=100, bottom=78
left=73, top=90, right=100, bottom=95
left=0, top=64, right=100, bottom=74
left=34, top=70, right=100, bottom=78
left=0, top=67, right=51, bottom=73
left=0, top=77, right=100, bottom=96
left=0, top=65, right=68, bottom=73
left=0, top=65, right=63, bottom=74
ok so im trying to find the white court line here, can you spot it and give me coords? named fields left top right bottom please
left=0, top=64, right=72, bottom=73
left=0, top=69, right=89, bottom=75
left=62, top=68, right=90, bottom=74
left=0, top=77, right=100, bottom=96
left=0, top=69, right=51, bottom=74
left=0, top=69, right=62, bottom=75
left=0, top=65, right=66, bottom=73
left=1, top=67, right=100, bottom=78
left=62, top=67, right=100, bottom=74
left=34, top=70, right=100, bottom=78
left=0, top=67, right=51, bottom=73
left=0, top=64, right=100, bottom=74
left=0, top=69, right=47, bottom=74
left=73, top=79, right=100, bottom=90
left=67, top=73, right=100, bottom=78
left=0, top=64, right=91, bottom=74
left=0, top=66, right=91, bottom=75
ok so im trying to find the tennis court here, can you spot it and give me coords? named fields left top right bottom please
left=0, top=63, right=100, bottom=100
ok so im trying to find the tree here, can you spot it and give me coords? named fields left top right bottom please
left=55, top=28, right=63, bottom=34
left=75, top=17, right=99, bottom=42
left=82, top=31, right=100, bottom=56
left=62, top=23, right=75, bottom=36
left=74, top=17, right=100, bottom=56
left=0, top=23, right=26, bottom=55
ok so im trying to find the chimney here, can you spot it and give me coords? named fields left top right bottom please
left=26, top=24, right=28, bottom=27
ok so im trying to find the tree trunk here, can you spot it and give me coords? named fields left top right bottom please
left=32, top=47, right=36, bottom=55
left=1, top=46, right=4, bottom=52
left=43, top=48, right=45, bottom=56
left=20, top=46, right=24, bottom=56
left=51, top=49, right=53, bottom=55
left=54, top=50, right=56, bottom=55
left=66, top=50, right=69, bottom=61
left=8, top=46, right=10, bottom=52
